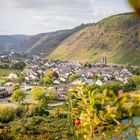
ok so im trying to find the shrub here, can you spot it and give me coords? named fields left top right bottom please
left=101, top=82, right=121, bottom=94
left=31, top=98, right=49, bottom=116
left=0, top=107, right=15, bottom=123
left=83, top=84, right=100, bottom=94
left=15, top=105, right=28, bottom=117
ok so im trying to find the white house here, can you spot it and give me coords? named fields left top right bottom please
left=53, top=80, right=60, bottom=85
left=95, top=80, right=103, bottom=86
left=59, top=77, right=67, bottom=82
left=8, top=73, right=18, bottom=79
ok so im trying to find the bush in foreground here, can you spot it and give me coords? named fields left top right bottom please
left=66, top=82, right=140, bottom=139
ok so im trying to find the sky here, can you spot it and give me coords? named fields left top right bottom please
left=0, top=0, right=132, bottom=35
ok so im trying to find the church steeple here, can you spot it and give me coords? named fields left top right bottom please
left=102, top=56, right=107, bottom=66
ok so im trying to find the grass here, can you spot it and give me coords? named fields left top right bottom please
left=0, top=69, right=21, bottom=76
left=0, top=103, right=70, bottom=140
left=0, top=69, right=21, bottom=84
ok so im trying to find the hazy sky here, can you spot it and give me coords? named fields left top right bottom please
left=0, top=0, right=132, bottom=35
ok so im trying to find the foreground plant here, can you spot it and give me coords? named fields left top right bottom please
left=66, top=82, right=140, bottom=140
left=128, top=0, right=140, bottom=15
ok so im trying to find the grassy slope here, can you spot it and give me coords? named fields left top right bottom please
left=49, top=13, right=140, bottom=65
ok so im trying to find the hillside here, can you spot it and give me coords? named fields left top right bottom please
left=24, top=24, right=88, bottom=55
left=0, top=24, right=88, bottom=55
left=0, top=35, right=30, bottom=51
left=49, top=13, right=140, bottom=65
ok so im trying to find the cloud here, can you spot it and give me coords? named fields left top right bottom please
left=5, top=0, right=89, bottom=10
left=0, top=0, right=132, bottom=34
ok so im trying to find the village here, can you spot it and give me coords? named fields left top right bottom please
left=1, top=1, right=140, bottom=139
left=0, top=51, right=133, bottom=105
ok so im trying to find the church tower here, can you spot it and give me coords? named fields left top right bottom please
left=102, top=56, right=107, bottom=66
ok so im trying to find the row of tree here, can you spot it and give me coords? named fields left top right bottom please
left=0, top=61, right=26, bottom=70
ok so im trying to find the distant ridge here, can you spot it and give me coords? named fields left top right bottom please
left=0, top=35, right=30, bottom=51
left=24, top=24, right=89, bottom=55
left=0, top=24, right=88, bottom=55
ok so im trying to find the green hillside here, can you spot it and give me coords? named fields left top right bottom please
left=49, top=13, right=140, bottom=65
left=0, top=24, right=87, bottom=55
left=25, top=24, right=88, bottom=55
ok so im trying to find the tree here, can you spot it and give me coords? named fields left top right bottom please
left=46, top=87, right=57, bottom=100
left=127, top=65, right=140, bottom=75
left=31, top=98, right=49, bottom=116
left=11, top=89, right=26, bottom=103
left=45, top=70, right=59, bottom=79
left=12, top=84, right=20, bottom=92
left=43, top=76, right=53, bottom=85
left=11, top=61, right=26, bottom=70
left=132, top=75, right=140, bottom=89
left=17, top=75, right=24, bottom=83
left=42, top=70, right=58, bottom=85
left=123, top=79, right=136, bottom=92
left=31, top=87, right=46, bottom=100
